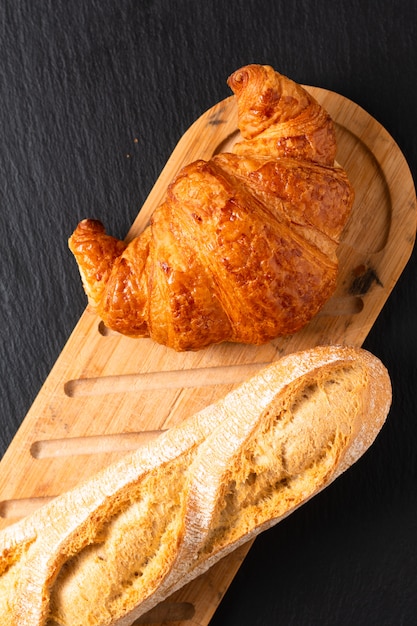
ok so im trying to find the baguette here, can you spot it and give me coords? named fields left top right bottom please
left=0, top=345, right=391, bottom=625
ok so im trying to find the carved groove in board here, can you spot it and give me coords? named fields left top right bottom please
left=64, top=362, right=269, bottom=397
left=30, top=430, right=164, bottom=459
left=0, top=496, right=55, bottom=519
left=133, top=601, right=196, bottom=624
left=317, top=295, right=363, bottom=315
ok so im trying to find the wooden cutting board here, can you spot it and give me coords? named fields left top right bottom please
left=0, top=87, right=416, bottom=626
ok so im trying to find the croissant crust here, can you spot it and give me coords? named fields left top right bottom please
left=69, top=64, right=354, bottom=351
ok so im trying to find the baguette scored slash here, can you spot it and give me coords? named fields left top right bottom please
left=0, top=345, right=391, bottom=626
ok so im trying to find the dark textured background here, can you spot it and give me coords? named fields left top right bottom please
left=1, top=1, right=416, bottom=624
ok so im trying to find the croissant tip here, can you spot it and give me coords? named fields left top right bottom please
left=70, top=219, right=106, bottom=239
left=68, top=219, right=106, bottom=252
left=228, top=64, right=275, bottom=88
left=228, top=64, right=256, bottom=92
left=78, top=218, right=105, bottom=230
left=228, top=68, right=248, bottom=86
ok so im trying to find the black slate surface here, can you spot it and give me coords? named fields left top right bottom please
left=1, top=1, right=416, bottom=624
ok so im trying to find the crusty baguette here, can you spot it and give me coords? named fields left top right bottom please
left=0, top=345, right=391, bottom=625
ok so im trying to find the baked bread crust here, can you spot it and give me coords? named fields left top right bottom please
left=0, top=345, right=391, bottom=625
left=69, top=65, right=354, bottom=351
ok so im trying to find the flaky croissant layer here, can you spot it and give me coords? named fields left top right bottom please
left=69, top=64, right=354, bottom=351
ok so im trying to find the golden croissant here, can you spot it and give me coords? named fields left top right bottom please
left=69, top=64, right=354, bottom=351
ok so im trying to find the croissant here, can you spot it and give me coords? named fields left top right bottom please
left=69, top=64, right=354, bottom=351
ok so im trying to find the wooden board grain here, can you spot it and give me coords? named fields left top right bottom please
left=0, top=87, right=416, bottom=625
